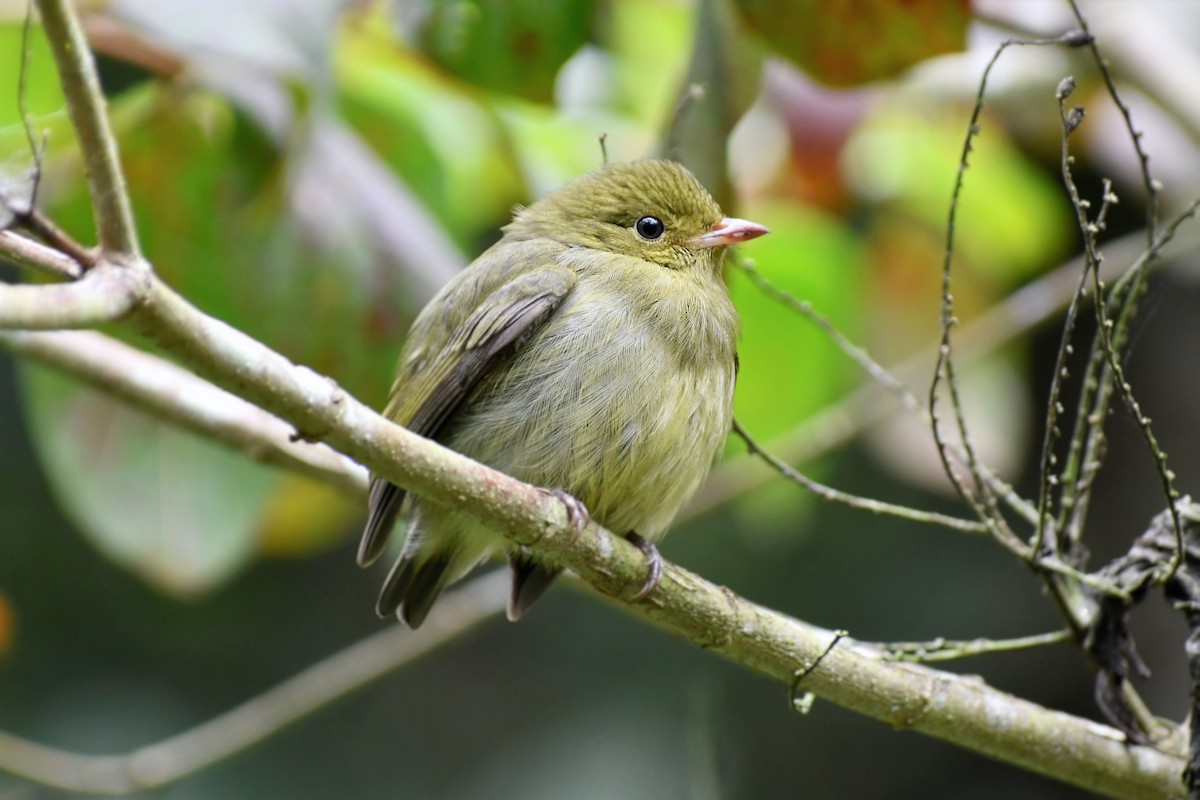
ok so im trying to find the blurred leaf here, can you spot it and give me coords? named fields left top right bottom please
left=337, top=24, right=523, bottom=253
left=107, top=0, right=345, bottom=76
left=735, top=0, right=970, bottom=87
left=607, top=0, right=695, bottom=129
left=730, top=200, right=863, bottom=441
left=492, top=98, right=651, bottom=195
left=410, top=0, right=596, bottom=102
left=843, top=105, right=1071, bottom=282
left=28, top=85, right=414, bottom=586
left=257, top=474, right=359, bottom=557
left=19, top=365, right=279, bottom=595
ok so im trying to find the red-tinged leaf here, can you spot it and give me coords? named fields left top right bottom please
left=734, top=0, right=971, bottom=87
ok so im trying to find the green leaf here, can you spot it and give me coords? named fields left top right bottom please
left=730, top=201, right=863, bottom=440
left=411, top=0, right=597, bottom=102
left=337, top=30, right=524, bottom=250
left=843, top=104, right=1071, bottom=281
left=31, top=86, right=411, bottom=579
left=734, top=0, right=970, bottom=86
left=19, top=364, right=279, bottom=595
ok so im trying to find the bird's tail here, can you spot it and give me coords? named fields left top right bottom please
left=376, top=546, right=455, bottom=629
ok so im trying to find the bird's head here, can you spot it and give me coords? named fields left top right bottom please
left=506, top=159, right=768, bottom=273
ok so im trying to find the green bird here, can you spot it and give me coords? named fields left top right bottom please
left=358, top=159, right=768, bottom=627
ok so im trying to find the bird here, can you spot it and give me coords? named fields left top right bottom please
left=357, top=158, right=768, bottom=628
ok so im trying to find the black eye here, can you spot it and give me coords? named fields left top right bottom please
left=635, top=216, right=665, bottom=240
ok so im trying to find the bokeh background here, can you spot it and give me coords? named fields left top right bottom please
left=2, top=0, right=1200, bottom=797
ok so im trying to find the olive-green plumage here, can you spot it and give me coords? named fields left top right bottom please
left=359, top=159, right=767, bottom=627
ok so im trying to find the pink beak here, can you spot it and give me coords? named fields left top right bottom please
left=691, top=217, right=770, bottom=248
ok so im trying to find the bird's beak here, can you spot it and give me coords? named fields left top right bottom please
left=691, top=217, right=770, bottom=248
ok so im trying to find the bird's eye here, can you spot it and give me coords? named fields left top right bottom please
left=635, top=216, right=665, bottom=241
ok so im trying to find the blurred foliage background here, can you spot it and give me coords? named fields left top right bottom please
left=1, top=0, right=1200, bottom=797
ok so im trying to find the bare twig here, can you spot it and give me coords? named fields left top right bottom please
left=18, top=208, right=97, bottom=269
left=1053, top=85, right=1186, bottom=581
left=0, top=260, right=146, bottom=328
left=1031, top=76, right=1093, bottom=561
left=929, top=33, right=1088, bottom=552
left=884, top=630, right=1073, bottom=663
left=0, top=230, right=83, bottom=279
left=1066, top=0, right=1159, bottom=248
left=732, top=419, right=989, bottom=535
left=35, top=0, right=141, bottom=259
left=688, top=222, right=1199, bottom=527
left=731, top=255, right=1039, bottom=528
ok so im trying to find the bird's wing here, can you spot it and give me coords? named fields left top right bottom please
left=357, top=260, right=578, bottom=566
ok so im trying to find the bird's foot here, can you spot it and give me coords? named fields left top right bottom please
left=546, top=488, right=590, bottom=538
left=625, top=532, right=662, bottom=601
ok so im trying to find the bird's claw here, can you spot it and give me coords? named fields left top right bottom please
left=625, top=532, right=662, bottom=601
left=548, top=489, right=590, bottom=538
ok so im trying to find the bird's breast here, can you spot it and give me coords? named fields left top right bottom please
left=444, top=261, right=738, bottom=539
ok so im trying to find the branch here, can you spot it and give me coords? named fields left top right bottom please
left=0, top=329, right=367, bottom=495
left=0, top=260, right=146, bottom=328
left=35, top=0, right=140, bottom=259
left=0, top=229, right=83, bottom=279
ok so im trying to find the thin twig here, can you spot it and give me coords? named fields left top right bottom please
left=19, top=208, right=97, bottom=269
left=1054, top=88, right=1186, bottom=581
left=1066, top=0, right=1159, bottom=249
left=929, top=33, right=1086, bottom=551
left=732, top=255, right=1039, bottom=527
left=0, top=260, right=145, bottom=328
left=35, top=0, right=141, bottom=259
left=688, top=221, right=1200, bottom=527
left=1031, top=77, right=1092, bottom=562
left=732, top=419, right=989, bottom=535
left=0, top=230, right=83, bottom=279
left=883, top=629, right=1073, bottom=663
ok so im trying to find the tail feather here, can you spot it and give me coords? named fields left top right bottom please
left=359, top=479, right=404, bottom=567
left=507, top=554, right=561, bottom=621
left=399, top=557, right=454, bottom=628
left=375, top=553, right=418, bottom=618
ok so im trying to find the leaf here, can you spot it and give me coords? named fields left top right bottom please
left=30, top=88, right=405, bottom=583
left=410, top=0, right=597, bottom=102
left=257, top=474, right=360, bottom=558
left=19, top=364, right=279, bottom=595
left=729, top=200, right=863, bottom=441
left=842, top=104, right=1071, bottom=282
left=734, top=0, right=970, bottom=87
left=336, top=26, right=523, bottom=256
